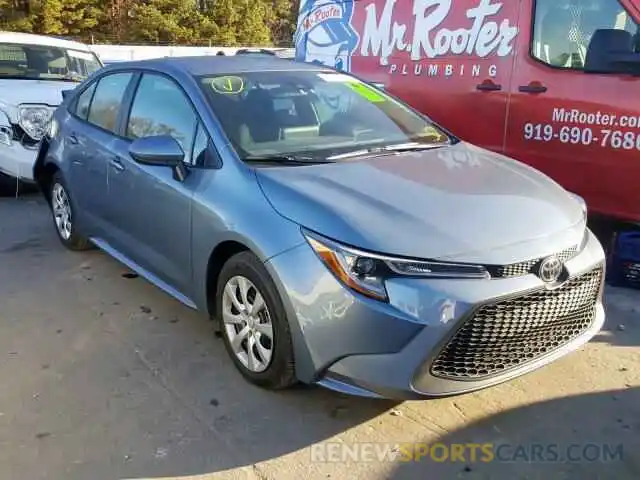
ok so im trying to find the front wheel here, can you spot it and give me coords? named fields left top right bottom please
left=216, top=251, right=297, bottom=390
left=50, top=172, right=92, bottom=251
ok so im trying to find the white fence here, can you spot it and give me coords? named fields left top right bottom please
left=89, top=45, right=295, bottom=64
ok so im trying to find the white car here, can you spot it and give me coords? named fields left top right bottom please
left=0, top=31, right=103, bottom=194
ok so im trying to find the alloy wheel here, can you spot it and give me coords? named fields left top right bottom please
left=222, top=275, right=274, bottom=373
left=52, top=183, right=73, bottom=240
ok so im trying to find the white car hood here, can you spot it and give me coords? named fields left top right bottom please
left=0, top=79, right=77, bottom=121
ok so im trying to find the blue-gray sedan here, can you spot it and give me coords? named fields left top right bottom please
left=34, top=56, right=606, bottom=400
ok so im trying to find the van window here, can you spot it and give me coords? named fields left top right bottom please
left=532, top=0, right=639, bottom=70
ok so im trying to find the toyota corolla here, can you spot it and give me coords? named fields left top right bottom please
left=34, top=56, right=606, bottom=399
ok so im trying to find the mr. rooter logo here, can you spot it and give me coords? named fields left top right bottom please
left=359, top=0, right=519, bottom=66
left=302, top=4, right=343, bottom=33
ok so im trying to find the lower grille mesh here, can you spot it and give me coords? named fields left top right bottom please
left=430, top=267, right=602, bottom=380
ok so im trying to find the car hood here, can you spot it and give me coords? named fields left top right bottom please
left=255, top=142, right=586, bottom=264
left=0, top=79, right=76, bottom=109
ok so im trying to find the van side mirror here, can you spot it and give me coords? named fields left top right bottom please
left=61, top=89, right=73, bottom=101
left=129, top=135, right=189, bottom=182
left=584, top=28, right=640, bottom=75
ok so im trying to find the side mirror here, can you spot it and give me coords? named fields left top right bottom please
left=61, top=89, right=73, bottom=101
left=129, top=135, right=189, bottom=182
left=585, top=28, right=640, bottom=74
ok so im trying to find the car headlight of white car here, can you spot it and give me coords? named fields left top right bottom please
left=568, top=191, right=588, bottom=220
left=18, top=105, right=53, bottom=141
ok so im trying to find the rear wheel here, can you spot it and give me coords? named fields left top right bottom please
left=216, top=251, right=297, bottom=390
left=50, top=171, right=92, bottom=251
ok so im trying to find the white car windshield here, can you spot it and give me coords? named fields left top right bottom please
left=199, top=70, right=451, bottom=161
left=0, top=42, right=102, bottom=82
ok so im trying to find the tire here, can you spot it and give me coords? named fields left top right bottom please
left=50, top=171, right=92, bottom=251
left=216, top=251, right=297, bottom=390
left=0, top=171, right=17, bottom=197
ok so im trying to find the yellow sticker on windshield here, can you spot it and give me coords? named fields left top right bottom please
left=210, top=76, right=245, bottom=94
left=345, top=82, right=386, bottom=103
left=420, top=125, right=447, bottom=142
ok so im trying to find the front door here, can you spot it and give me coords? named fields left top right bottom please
left=504, top=0, right=640, bottom=222
left=106, top=73, right=201, bottom=298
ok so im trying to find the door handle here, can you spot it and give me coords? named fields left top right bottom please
left=109, top=157, right=125, bottom=172
left=518, top=83, right=548, bottom=93
left=67, top=134, right=79, bottom=145
left=476, top=81, right=502, bottom=91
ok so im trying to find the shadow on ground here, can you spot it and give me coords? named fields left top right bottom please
left=593, top=286, right=640, bottom=348
left=390, top=387, right=639, bottom=479
left=0, top=195, right=399, bottom=480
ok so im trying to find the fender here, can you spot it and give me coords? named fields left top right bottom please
left=32, top=136, right=54, bottom=196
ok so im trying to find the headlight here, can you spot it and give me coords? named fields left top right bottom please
left=18, top=105, right=53, bottom=141
left=569, top=191, right=587, bottom=219
left=303, top=230, right=490, bottom=302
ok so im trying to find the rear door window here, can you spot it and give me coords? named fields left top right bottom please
left=87, top=72, right=133, bottom=133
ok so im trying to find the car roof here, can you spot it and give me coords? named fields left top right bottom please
left=0, top=31, right=93, bottom=51
left=103, top=55, right=333, bottom=77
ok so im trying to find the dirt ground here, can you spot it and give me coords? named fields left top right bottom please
left=0, top=194, right=638, bottom=480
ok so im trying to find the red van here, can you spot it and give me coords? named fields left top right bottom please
left=294, top=0, right=640, bottom=224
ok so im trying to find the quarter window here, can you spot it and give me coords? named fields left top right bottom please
left=87, top=73, right=133, bottom=133
left=126, top=74, right=197, bottom=163
left=192, top=123, right=212, bottom=167
left=532, top=0, right=639, bottom=70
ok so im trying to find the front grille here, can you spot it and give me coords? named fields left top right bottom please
left=488, top=246, right=577, bottom=278
left=430, top=267, right=602, bottom=380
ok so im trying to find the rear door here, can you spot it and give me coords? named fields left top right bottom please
left=66, top=72, right=134, bottom=235
left=504, top=0, right=640, bottom=222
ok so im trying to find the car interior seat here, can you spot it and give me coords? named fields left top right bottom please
left=240, top=88, right=280, bottom=144
left=584, top=28, right=635, bottom=73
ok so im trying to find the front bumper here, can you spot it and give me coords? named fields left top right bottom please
left=0, top=115, right=40, bottom=183
left=266, top=229, right=606, bottom=400
left=0, top=138, right=38, bottom=183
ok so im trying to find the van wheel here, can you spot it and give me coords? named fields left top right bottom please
left=50, top=172, right=92, bottom=251
left=216, top=251, right=297, bottom=390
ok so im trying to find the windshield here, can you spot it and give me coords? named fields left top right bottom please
left=0, top=43, right=102, bottom=82
left=198, top=70, right=451, bottom=161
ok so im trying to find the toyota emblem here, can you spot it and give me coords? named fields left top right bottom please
left=538, top=256, right=563, bottom=283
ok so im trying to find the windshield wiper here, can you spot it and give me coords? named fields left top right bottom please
left=243, top=154, right=334, bottom=165
left=328, top=142, right=446, bottom=161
